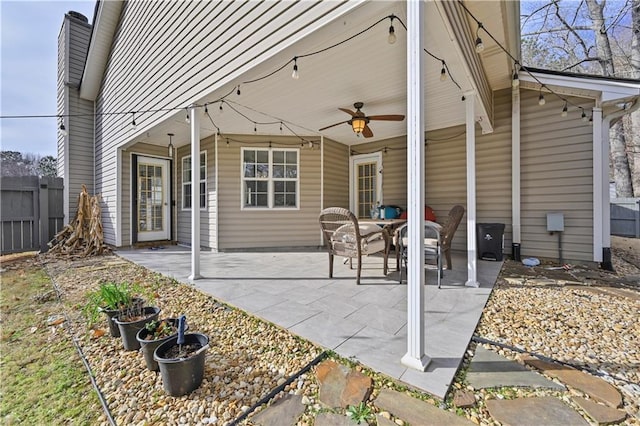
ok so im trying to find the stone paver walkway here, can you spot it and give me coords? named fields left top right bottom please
left=252, top=355, right=630, bottom=425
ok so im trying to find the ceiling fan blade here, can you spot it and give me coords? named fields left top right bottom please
left=338, top=108, right=357, bottom=116
left=319, top=120, right=349, bottom=131
left=367, top=114, right=405, bottom=121
left=362, top=124, right=374, bottom=138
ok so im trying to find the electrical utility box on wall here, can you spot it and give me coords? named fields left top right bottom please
left=546, top=212, right=564, bottom=232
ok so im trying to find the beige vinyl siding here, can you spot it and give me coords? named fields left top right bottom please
left=58, top=14, right=94, bottom=224
left=475, top=89, right=513, bottom=252
left=322, top=139, right=349, bottom=209
left=520, top=90, right=594, bottom=261
left=176, top=137, right=217, bottom=249
left=92, top=1, right=356, bottom=245
left=423, top=125, right=468, bottom=254
left=424, top=91, right=512, bottom=254
left=350, top=136, right=407, bottom=209
left=216, top=135, right=321, bottom=250
left=121, top=143, right=175, bottom=246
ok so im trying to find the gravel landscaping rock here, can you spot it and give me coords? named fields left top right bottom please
left=29, top=234, right=639, bottom=425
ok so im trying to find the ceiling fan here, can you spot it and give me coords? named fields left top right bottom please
left=319, top=102, right=405, bottom=138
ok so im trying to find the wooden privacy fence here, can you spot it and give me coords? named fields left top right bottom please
left=0, top=176, right=64, bottom=254
left=611, top=198, right=640, bottom=238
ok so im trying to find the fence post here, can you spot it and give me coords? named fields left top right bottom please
left=39, top=178, right=50, bottom=252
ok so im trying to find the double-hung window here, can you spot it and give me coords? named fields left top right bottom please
left=182, top=152, right=207, bottom=209
left=242, top=148, right=298, bottom=209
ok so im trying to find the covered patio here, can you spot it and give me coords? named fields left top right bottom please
left=117, top=247, right=503, bottom=399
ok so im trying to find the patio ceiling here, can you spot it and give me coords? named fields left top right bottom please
left=130, top=1, right=515, bottom=150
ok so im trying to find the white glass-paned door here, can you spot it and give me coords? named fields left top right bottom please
left=137, top=156, right=170, bottom=241
left=350, top=152, right=382, bottom=219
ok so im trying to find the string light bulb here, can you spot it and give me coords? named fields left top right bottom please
left=167, top=133, right=174, bottom=158
left=581, top=109, right=588, bottom=122
left=185, top=109, right=190, bottom=124
left=538, top=92, right=546, bottom=106
left=59, top=118, right=67, bottom=136
left=131, top=112, right=137, bottom=130
left=475, top=23, right=484, bottom=53
left=291, top=58, right=299, bottom=80
left=236, top=86, right=241, bottom=96
left=388, top=16, right=397, bottom=44
left=511, top=69, right=519, bottom=87
left=561, top=102, right=568, bottom=117
left=440, top=61, right=447, bottom=81
left=219, top=101, right=223, bottom=112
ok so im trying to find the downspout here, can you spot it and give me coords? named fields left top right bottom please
left=599, top=98, right=640, bottom=270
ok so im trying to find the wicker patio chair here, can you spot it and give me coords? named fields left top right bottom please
left=318, top=207, right=390, bottom=285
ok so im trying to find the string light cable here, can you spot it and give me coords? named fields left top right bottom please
left=457, top=0, right=594, bottom=121
left=3, top=13, right=464, bottom=125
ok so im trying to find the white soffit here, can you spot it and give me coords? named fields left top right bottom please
left=80, top=1, right=123, bottom=101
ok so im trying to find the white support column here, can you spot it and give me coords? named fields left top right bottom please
left=214, top=131, right=219, bottom=252
left=189, top=104, right=202, bottom=280
left=511, top=86, right=521, bottom=246
left=593, top=108, right=605, bottom=261
left=401, top=0, right=430, bottom=372
left=465, top=92, right=479, bottom=288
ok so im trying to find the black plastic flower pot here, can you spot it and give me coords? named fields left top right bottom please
left=114, top=306, right=161, bottom=351
left=136, top=318, right=188, bottom=372
left=99, top=297, right=145, bottom=337
left=154, top=333, right=209, bottom=397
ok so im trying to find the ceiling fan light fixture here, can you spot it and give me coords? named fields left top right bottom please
left=351, top=118, right=367, bottom=134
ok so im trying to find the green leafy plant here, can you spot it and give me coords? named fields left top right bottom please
left=83, top=281, right=142, bottom=327
left=143, top=319, right=177, bottom=340
left=346, top=402, right=374, bottom=425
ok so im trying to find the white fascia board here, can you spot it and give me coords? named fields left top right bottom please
left=80, top=1, right=124, bottom=101
left=521, top=71, right=640, bottom=105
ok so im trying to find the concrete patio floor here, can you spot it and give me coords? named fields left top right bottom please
left=117, top=246, right=503, bottom=399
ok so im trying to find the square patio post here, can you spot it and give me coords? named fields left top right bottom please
left=189, top=103, right=202, bottom=280
left=465, top=92, right=479, bottom=287
left=401, top=0, right=430, bottom=372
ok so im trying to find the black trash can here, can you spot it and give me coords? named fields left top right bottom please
left=477, top=223, right=505, bottom=261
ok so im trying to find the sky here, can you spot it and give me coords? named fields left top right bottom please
left=1, top=1, right=95, bottom=157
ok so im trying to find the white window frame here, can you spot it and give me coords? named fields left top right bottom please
left=182, top=151, right=207, bottom=210
left=241, top=147, right=299, bottom=210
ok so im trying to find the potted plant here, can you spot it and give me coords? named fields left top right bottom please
left=154, top=316, right=209, bottom=396
left=136, top=318, right=188, bottom=371
left=113, top=304, right=161, bottom=351
left=83, top=281, right=145, bottom=337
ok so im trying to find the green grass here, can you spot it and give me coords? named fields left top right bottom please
left=0, top=259, right=102, bottom=425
